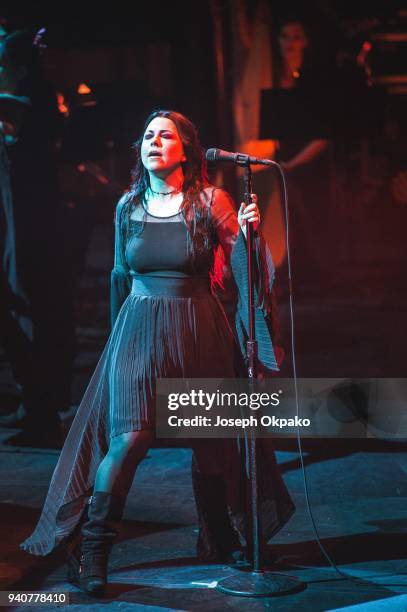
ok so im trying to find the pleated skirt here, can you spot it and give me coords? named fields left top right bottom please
left=108, top=275, right=242, bottom=435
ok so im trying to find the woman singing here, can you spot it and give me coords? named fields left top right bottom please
left=21, top=110, right=294, bottom=597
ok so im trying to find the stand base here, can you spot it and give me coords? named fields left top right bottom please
left=216, top=570, right=303, bottom=597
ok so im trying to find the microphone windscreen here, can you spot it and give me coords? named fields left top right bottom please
left=205, top=148, right=218, bottom=162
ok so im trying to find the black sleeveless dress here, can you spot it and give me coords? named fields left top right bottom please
left=21, top=186, right=295, bottom=558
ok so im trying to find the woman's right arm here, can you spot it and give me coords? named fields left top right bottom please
left=110, top=195, right=132, bottom=329
left=280, top=139, right=329, bottom=172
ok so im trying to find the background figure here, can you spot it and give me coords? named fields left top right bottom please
left=0, top=29, right=75, bottom=446
left=0, top=92, right=34, bottom=421
left=262, top=17, right=332, bottom=295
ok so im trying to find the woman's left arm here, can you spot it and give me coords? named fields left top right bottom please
left=211, top=188, right=274, bottom=310
left=210, top=189, right=280, bottom=371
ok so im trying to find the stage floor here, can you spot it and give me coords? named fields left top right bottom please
left=0, top=435, right=406, bottom=610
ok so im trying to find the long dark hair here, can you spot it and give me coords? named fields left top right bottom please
left=124, top=110, right=213, bottom=259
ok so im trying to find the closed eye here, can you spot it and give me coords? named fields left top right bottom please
left=144, top=131, right=175, bottom=140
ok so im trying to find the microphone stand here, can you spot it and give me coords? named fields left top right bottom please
left=216, top=160, right=302, bottom=597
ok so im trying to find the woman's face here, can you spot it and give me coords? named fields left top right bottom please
left=141, top=116, right=186, bottom=176
left=278, top=22, right=308, bottom=60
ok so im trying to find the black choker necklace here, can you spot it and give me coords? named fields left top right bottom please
left=149, top=186, right=182, bottom=196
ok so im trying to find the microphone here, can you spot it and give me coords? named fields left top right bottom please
left=206, top=147, right=277, bottom=167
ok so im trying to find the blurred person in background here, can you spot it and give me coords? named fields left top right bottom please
left=0, top=28, right=74, bottom=447
left=0, top=62, right=33, bottom=431
left=268, top=16, right=332, bottom=294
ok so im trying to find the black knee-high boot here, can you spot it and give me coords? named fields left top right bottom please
left=69, top=492, right=126, bottom=597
